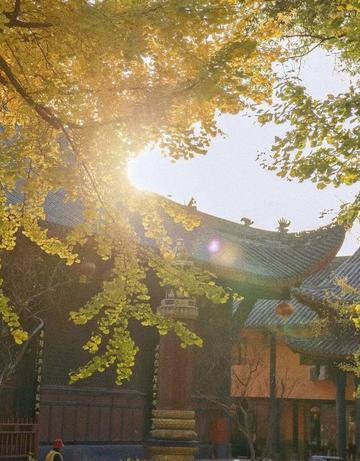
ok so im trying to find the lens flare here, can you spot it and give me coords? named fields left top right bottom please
left=208, top=239, right=221, bottom=253
left=207, top=239, right=239, bottom=267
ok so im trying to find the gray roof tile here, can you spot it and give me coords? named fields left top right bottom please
left=183, top=212, right=345, bottom=284
left=7, top=190, right=346, bottom=285
left=286, top=334, right=360, bottom=358
left=244, top=251, right=360, bottom=357
left=245, top=298, right=317, bottom=329
left=295, top=248, right=360, bottom=304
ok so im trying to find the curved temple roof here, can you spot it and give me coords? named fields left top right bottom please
left=181, top=209, right=345, bottom=287
left=246, top=252, right=360, bottom=358
left=286, top=334, right=359, bottom=359
left=245, top=297, right=317, bottom=329
left=294, top=247, right=360, bottom=305
left=7, top=189, right=346, bottom=287
left=245, top=257, right=348, bottom=329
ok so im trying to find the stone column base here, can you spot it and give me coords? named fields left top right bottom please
left=149, top=445, right=197, bottom=461
left=148, top=410, right=197, bottom=461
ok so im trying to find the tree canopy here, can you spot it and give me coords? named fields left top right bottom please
left=259, top=0, right=360, bottom=224
left=260, top=0, right=360, bottom=367
left=1, top=0, right=359, bottom=385
left=0, top=0, right=283, bottom=384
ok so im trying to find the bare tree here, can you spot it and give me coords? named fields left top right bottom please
left=232, top=335, right=305, bottom=461
left=0, top=236, right=75, bottom=396
left=230, top=347, right=265, bottom=461
left=195, top=323, right=266, bottom=461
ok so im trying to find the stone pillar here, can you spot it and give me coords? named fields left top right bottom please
left=148, top=244, right=199, bottom=461
left=335, top=368, right=347, bottom=459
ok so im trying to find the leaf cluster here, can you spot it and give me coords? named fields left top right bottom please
left=0, top=0, right=285, bottom=383
left=259, top=0, right=360, bottom=225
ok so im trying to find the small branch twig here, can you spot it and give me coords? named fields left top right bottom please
left=288, top=38, right=332, bottom=59
left=0, top=317, right=44, bottom=388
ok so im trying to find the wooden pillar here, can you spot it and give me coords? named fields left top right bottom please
left=33, top=328, right=45, bottom=459
left=298, top=401, right=306, bottom=459
left=292, top=400, right=299, bottom=458
left=335, top=368, right=346, bottom=459
left=148, top=279, right=199, bottom=461
left=156, top=327, right=194, bottom=411
left=355, top=376, right=360, bottom=461
left=266, top=332, right=279, bottom=460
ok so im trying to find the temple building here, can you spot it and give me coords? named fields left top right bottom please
left=0, top=192, right=358, bottom=461
left=232, top=248, right=360, bottom=460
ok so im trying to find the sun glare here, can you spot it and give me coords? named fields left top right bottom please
left=127, top=157, right=146, bottom=191
left=126, top=147, right=171, bottom=194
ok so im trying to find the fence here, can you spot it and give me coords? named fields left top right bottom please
left=0, top=418, right=38, bottom=460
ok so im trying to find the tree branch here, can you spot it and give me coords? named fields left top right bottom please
left=23, top=279, right=74, bottom=306
left=283, top=34, right=340, bottom=40
left=0, top=317, right=43, bottom=389
left=5, top=17, right=53, bottom=28
left=0, top=55, right=62, bottom=129
left=288, top=38, right=332, bottom=59
left=287, top=34, right=345, bottom=59
left=0, top=54, right=120, bottom=229
left=3, top=1, right=52, bottom=29
left=12, top=0, right=20, bottom=21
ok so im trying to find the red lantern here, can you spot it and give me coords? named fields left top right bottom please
left=275, top=301, right=294, bottom=318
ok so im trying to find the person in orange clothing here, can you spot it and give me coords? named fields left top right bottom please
left=209, top=413, right=231, bottom=458
left=45, top=438, right=64, bottom=461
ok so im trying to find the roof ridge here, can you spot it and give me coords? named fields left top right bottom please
left=160, top=194, right=345, bottom=240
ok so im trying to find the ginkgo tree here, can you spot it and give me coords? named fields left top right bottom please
left=0, top=1, right=284, bottom=384
left=259, top=0, right=360, bottom=369
left=259, top=0, right=360, bottom=224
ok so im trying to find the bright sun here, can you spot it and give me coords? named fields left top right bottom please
left=126, top=157, right=143, bottom=189
left=126, top=147, right=167, bottom=192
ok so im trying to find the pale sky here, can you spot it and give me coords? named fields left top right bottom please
left=128, top=49, right=359, bottom=256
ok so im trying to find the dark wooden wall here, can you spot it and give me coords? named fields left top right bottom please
left=39, top=385, right=146, bottom=444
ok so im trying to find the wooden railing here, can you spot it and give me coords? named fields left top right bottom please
left=0, top=418, right=38, bottom=460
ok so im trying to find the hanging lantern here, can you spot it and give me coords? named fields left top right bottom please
left=275, top=301, right=294, bottom=318
left=310, top=406, right=321, bottom=415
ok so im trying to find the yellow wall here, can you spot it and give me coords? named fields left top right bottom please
left=231, top=330, right=355, bottom=401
